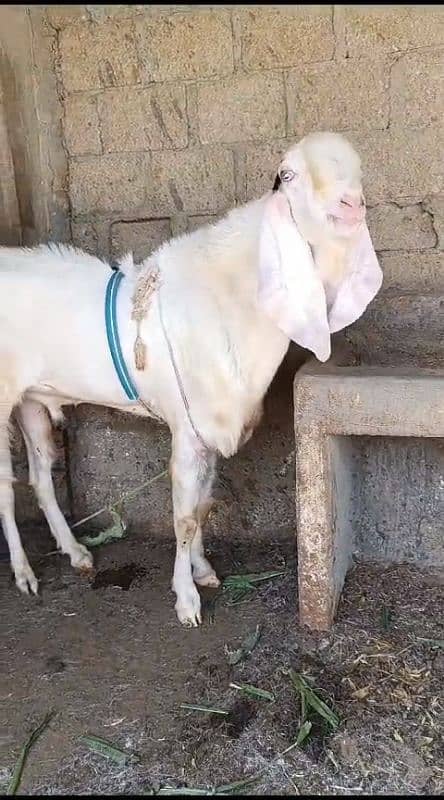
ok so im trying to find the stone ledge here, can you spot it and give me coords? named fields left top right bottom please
left=293, top=359, right=444, bottom=631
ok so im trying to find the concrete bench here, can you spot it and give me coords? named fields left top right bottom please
left=293, top=358, right=444, bottom=631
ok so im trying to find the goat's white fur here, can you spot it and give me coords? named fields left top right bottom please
left=0, top=132, right=382, bottom=626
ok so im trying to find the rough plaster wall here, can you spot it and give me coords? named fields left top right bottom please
left=2, top=6, right=444, bottom=561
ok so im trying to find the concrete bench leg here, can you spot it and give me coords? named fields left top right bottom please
left=295, top=428, right=354, bottom=630
left=294, top=361, right=444, bottom=631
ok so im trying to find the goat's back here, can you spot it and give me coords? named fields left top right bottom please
left=0, top=244, right=113, bottom=394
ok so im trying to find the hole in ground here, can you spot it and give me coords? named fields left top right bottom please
left=224, top=699, right=257, bottom=739
left=92, top=563, right=144, bottom=591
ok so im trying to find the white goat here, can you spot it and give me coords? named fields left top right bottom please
left=0, top=131, right=382, bottom=626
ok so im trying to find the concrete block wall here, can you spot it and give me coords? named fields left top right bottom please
left=43, top=5, right=442, bottom=286
left=2, top=6, right=443, bottom=559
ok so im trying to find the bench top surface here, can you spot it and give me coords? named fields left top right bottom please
left=293, top=359, right=444, bottom=437
left=295, top=362, right=444, bottom=381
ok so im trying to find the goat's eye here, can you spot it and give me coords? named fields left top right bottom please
left=280, top=169, right=295, bottom=183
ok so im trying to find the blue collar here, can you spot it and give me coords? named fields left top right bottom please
left=105, top=270, right=140, bottom=402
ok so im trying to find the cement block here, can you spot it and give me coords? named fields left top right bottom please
left=64, top=94, right=101, bottom=156
left=286, top=57, right=389, bottom=136
left=70, top=153, right=150, bottom=216
left=346, top=293, right=444, bottom=368
left=197, top=72, right=286, bottom=145
left=110, top=218, right=172, bottom=262
left=391, top=49, right=444, bottom=129
left=71, top=222, right=99, bottom=255
left=65, top=406, right=173, bottom=536
left=45, top=6, right=89, bottom=29
left=59, top=18, right=140, bottom=92
left=98, top=85, right=188, bottom=153
left=348, top=127, right=444, bottom=204
left=149, top=147, right=236, bottom=216
left=235, top=6, right=334, bottom=69
left=293, top=360, right=444, bottom=630
left=379, top=251, right=444, bottom=294
left=341, top=6, right=444, bottom=58
left=187, top=214, right=221, bottom=232
left=134, top=10, right=233, bottom=82
left=83, top=5, right=150, bottom=22
left=367, top=204, right=436, bottom=251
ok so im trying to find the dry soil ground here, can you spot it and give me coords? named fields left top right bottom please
left=0, top=524, right=443, bottom=795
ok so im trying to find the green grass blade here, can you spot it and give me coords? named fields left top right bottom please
left=215, top=772, right=264, bottom=793
left=156, top=773, right=264, bottom=796
left=288, top=671, right=340, bottom=730
left=305, top=690, right=339, bottom=729
left=222, top=571, right=285, bottom=605
left=225, top=588, right=255, bottom=606
left=240, top=570, right=286, bottom=585
left=295, top=720, right=313, bottom=746
left=223, top=571, right=284, bottom=591
left=80, top=734, right=139, bottom=765
left=381, top=606, right=393, bottom=630
left=179, top=704, right=229, bottom=716
left=7, top=711, right=55, bottom=796
left=300, top=683, right=307, bottom=722
left=157, top=789, right=209, bottom=796
left=229, top=682, right=274, bottom=702
left=417, top=637, right=444, bottom=649
left=223, top=576, right=254, bottom=589
left=225, top=625, right=261, bottom=665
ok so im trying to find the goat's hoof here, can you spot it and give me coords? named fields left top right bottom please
left=175, top=587, right=202, bottom=627
left=180, top=616, right=201, bottom=628
left=70, top=544, right=94, bottom=573
left=15, top=562, right=39, bottom=595
left=192, top=556, right=220, bottom=588
left=193, top=571, right=221, bottom=588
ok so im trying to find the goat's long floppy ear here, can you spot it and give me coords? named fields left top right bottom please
left=327, top=223, right=383, bottom=333
left=257, top=192, right=331, bottom=362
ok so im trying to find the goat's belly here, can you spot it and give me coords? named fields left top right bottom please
left=24, top=387, right=158, bottom=424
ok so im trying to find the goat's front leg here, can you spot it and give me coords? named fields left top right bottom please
left=190, top=460, right=219, bottom=588
left=170, top=431, right=217, bottom=627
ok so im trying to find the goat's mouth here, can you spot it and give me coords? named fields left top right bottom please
left=327, top=213, right=364, bottom=230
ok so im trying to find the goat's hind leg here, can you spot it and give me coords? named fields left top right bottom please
left=0, top=397, right=38, bottom=593
left=15, top=399, right=93, bottom=572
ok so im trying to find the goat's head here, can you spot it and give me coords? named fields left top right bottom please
left=258, top=131, right=383, bottom=362
left=273, top=131, right=366, bottom=244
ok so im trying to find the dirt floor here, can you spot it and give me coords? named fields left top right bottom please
left=0, top=523, right=443, bottom=796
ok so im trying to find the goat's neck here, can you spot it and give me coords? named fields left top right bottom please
left=311, top=236, right=350, bottom=308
